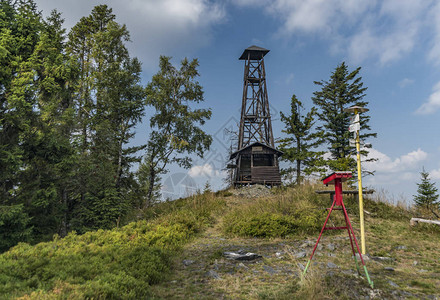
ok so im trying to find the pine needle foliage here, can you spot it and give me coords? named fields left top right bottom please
left=278, top=94, right=325, bottom=185
left=312, top=62, right=376, bottom=173
left=413, top=168, right=440, bottom=214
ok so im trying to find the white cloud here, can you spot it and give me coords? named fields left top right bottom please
left=362, top=148, right=428, bottom=186
left=431, top=168, right=440, bottom=180
left=416, top=81, right=440, bottom=115
left=364, top=148, right=428, bottom=174
left=35, top=0, right=225, bottom=69
left=428, top=1, right=440, bottom=63
left=398, top=78, right=414, bottom=88
left=188, top=163, right=225, bottom=178
left=233, top=0, right=435, bottom=65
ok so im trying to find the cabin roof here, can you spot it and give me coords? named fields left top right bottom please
left=230, top=141, right=283, bottom=160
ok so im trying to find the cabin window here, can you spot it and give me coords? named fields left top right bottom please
left=253, top=154, right=273, bottom=167
left=239, top=155, right=251, bottom=170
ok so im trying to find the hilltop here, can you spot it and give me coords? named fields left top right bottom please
left=0, top=184, right=439, bottom=299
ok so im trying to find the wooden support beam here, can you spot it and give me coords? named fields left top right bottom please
left=410, top=218, right=440, bottom=226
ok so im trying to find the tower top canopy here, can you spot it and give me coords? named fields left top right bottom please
left=239, top=45, right=270, bottom=60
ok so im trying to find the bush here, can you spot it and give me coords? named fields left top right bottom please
left=0, top=206, right=204, bottom=299
left=224, top=212, right=297, bottom=238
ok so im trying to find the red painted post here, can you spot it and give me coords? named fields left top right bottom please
left=334, top=178, right=343, bottom=205
left=303, top=171, right=374, bottom=288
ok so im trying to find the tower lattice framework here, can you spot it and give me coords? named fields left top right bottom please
left=238, top=45, right=274, bottom=149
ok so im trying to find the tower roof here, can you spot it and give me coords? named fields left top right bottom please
left=239, top=45, right=270, bottom=60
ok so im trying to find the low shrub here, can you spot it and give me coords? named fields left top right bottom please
left=0, top=201, right=212, bottom=299
left=224, top=212, right=297, bottom=238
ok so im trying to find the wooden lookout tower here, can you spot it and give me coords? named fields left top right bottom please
left=230, top=46, right=282, bottom=186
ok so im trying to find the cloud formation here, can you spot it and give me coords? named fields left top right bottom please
left=416, top=81, right=440, bottom=115
left=233, top=0, right=437, bottom=65
left=362, top=148, right=428, bottom=185
left=431, top=168, right=440, bottom=180
left=188, top=163, right=225, bottom=178
left=35, top=0, right=225, bottom=69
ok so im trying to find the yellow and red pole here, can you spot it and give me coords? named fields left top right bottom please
left=354, top=108, right=366, bottom=255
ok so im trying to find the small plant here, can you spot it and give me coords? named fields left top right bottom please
left=413, top=168, right=440, bottom=218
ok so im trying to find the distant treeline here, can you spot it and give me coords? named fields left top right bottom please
left=0, top=1, right=211, bottom=251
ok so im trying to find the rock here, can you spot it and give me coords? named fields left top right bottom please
left=418, top=269, right=428, bottom=273
left=206, top=270, right=220, bottom=279
left=328, top=253, right=337, bottom=257
left=355, top=253, right=370, bottom=261
left=224, top=251, right=261, bottom=261
left=371, top=256, right=393, bottom=262
left=294, top=251, right=307, bottom=258
left=263, top=265, right=277, bottom=275
left=275, top=251, right=284, bottom=258
left=396, top=245, right=407, bottom=250
left=327, top=243, right=336, bottom=251
left=384, top=267, right=395, bottom=272
left=327, top=262, right=338, bottom=269
left=182, top=259, right=195, bottom=266
left=297, top=263, right=305, bottom=270
left=238, top=262, right=248, bottom=269
left=388, top=280, right=399, bottom=288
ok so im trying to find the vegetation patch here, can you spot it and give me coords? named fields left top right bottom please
left=0, top=193, right=224, bottom=299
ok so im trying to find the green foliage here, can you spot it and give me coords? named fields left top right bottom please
left=278, top=94, right=325, bottom=185
left=0, top=210, right=200, bottom=298
left=413, top=168, right=439, bottom=213
left=141, top=56, right=212, bottom=207
left=312, top=62, right=376, bottom=173
left=0, top=204, right=32, bottom=252
left=224, top=212, right=297, bottom=238
left=223, top=185, right=326, bottom=238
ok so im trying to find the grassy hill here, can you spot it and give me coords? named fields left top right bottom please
left=1, top=184, right=439, bottom=299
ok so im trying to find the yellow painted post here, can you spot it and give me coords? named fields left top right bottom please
left=354, top=108, right=366, bottom=255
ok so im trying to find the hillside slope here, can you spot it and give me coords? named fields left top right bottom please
left=1, top=185, right=439, bottom=299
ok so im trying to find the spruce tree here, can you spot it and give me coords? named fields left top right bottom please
left=66, top=5, right=145, bottom=231
left=312, top=62, right=376, bottom=173
left=278, top=94, right=324, bottom=185
left=413, top=168, right=440, bottom=214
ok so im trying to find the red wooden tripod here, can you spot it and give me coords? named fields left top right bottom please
left=302, top=172, right=374, bottom=288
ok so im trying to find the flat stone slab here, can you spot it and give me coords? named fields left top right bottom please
left=223, top=251, right=262, bottom=261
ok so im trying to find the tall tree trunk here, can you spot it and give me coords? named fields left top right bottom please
left=60, top=188, right=68, bottom=237
left=145, top=164, right=156, bottom=209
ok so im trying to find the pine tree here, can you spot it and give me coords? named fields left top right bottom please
left=312, top=62, right=376, bottom=173
left=413, top=168, right=440, bottom=215
left=142, top=56, right=212, bottom=207
left=278, top=94, right=324, bottom=185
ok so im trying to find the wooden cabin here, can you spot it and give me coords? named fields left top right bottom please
left=230, top=142, right=283, bottom=186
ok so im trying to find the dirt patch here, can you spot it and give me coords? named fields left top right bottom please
left=230, top=184, right=273, bottom=198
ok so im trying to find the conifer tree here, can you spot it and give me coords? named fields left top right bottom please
left=312, top=62, right=376, bottom=173
left=66, top=5, right=145, bottom=231
left=278, top=94, right=324, bottom=185
left=414, top=168, right=440, bottom=215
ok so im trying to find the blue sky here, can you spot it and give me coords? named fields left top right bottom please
left=35, top=0, right=440, bottom=203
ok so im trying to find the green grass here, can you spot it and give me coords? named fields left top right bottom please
left=0, top=192, right=225, bottom=299
left=1, top=184, right=440, bottom=299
